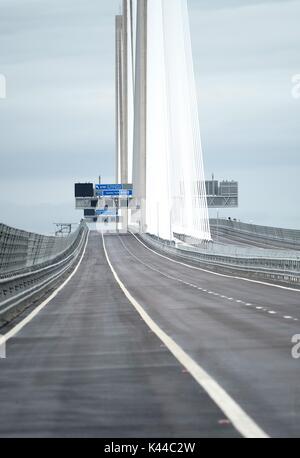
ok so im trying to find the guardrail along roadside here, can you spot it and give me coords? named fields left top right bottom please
left=0, top=222, right=88, bottom=327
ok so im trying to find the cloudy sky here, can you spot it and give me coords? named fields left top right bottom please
left=0, top=0, right=299, bottom=233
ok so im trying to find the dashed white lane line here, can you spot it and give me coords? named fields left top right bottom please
left=130, top=231, right=300, bottom=293
left=102, top=233, right=269, bottom=439
left=117, top=236, right=299, bottom=324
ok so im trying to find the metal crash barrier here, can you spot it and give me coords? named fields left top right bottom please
left=139, top=232, right=300, bottom=287
left=0, top=222, right=89, bottom=327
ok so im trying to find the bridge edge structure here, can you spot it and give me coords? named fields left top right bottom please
left=0, top=222, right=89, bottom=328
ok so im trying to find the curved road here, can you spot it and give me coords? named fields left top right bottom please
left=105, top=233, right=300, bottom=438
left=0, top=231, right=299, bottom=437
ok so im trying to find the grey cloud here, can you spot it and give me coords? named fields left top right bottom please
left=189, top=0, right=300, bottom=227
left=0, top=0, right=299, bottom=232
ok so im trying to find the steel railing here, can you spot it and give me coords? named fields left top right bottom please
left=0, top=222, right=88, bottom=326
left=0, top=222, right=88, bottom=275
left=210, top=219, right=300, bottom=246
left=138, top=232, right=300, bottom=287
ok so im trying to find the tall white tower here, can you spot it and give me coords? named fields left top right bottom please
left=116, top=0, right=211, bottom=241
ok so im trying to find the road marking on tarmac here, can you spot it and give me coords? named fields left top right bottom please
left=130, top=232, right=300, bottom=293
left=128, top=233, right=300, bottom=323
left=102, top=233, right=269, bottom=439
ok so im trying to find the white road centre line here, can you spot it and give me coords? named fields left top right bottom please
left=102, top=233, right=269, bottom=439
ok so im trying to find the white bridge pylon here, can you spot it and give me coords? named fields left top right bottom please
left=116, top=0, right=211, bottom=241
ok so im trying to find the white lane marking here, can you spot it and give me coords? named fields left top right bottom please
left=0, top=232, right=90, bottom=348
left=102, top=233, right=269, bottom=439
left=119, top=235, right=252, bottom=315
left=130, top=232, right=300, bottom=293
left=120, top=236, right=299, bottom=323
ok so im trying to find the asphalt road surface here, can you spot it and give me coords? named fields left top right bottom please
left=105, top=233, right=300, bottom=438
left=0, top=231, right=299, bottom=438
left=0, top=232, right=239, bottom=438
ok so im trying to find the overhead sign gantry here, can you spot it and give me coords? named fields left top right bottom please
left=95, top=184, right=133, bottom=198
left=74, top=183, right=133, bottom=225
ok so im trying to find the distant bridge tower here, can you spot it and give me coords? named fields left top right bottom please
left=116, top=0, right=211, bottom=241
left=115, top=0, right=136, bottom=185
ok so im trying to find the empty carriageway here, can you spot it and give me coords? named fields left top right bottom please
left=0, top=231, right=299, bottom=438
left=0, top=232, right=239, bottom=438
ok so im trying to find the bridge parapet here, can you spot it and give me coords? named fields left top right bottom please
left=0, top=223, right=87, bottom=275
left=0, top=222, right=88, bottom=326
left=138, top=232, right=300, bottom=287
left=210, top=219, right=300, bottom=246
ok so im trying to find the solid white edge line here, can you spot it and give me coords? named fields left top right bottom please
left=0, top=231, right=90, bottom=347
left=102, top=232, right=269, bottom=439
left=130, top=232, right=300, bottom=293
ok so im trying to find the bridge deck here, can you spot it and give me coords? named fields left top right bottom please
left=1, top=231, right=300, bottom=437
left=105, top=233, right=300, bottom=438
left=0, top=232, right=239, bottom=438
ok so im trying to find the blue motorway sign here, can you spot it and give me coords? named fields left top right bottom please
left=95, top=184, right=133, bottom=198
left=120, top=190, right=133, bottom=197
left=96, top=209, right=117, bottom=216
left=102, top=190, right=133, bottom=197
left=95, top=184, right=123, bottom=191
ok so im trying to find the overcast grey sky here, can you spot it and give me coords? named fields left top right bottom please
left=0, top=0, right=299, bottom=233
